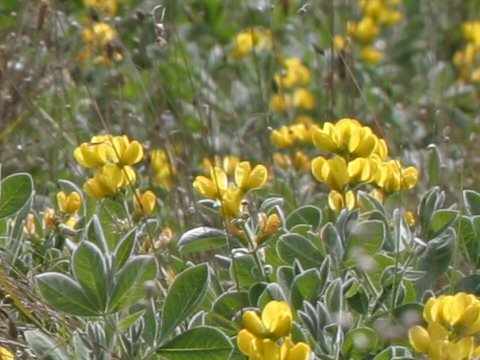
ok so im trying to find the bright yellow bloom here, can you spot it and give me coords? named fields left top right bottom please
left=274, top=58, right=311, bottom=90
left=83, top=0, right=117, bottom=17
left=74, top=135, right=143, bottom=168
left=242, top=301, right=293, bottom=339
left=229, top=27, right=272, bottom=59
left=0, top=346, right=14, bottom=360
left=57, top=191, right=82, bottom=214
left=293, top=88, right=316, bottom=109
left=237, top=301, right=311, bottom=360
left=271, top=126, right=295, bottom=148
left=235, top=162, right=268, bottom=191
left=312, top=118, right=379, bottom=158
left=193, top=167, right=228, bottom=200
left=134, top=190, right=157, bottom=216
left=311, top=156, right=350, bottom=191
left=349, top=17, right=380, bottom=43
left=221, top=186, right=244, bottom=219
left=269, top=94, right=292, bottom=112
left=360, top=46, right=384, bottom=64
left=328, top=190, right=355, bottom=212
left=84, top=164, right=136, bottom=199
left=409, top=293, right=480, bottom=360
left=151, top=149, right=175, bottom=189
left=377, top=161, right=418, bottom=192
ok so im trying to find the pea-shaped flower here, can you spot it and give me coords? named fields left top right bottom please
left=57, top=191, right=82, bottom=214
left=193, top=167, right=228, bottom=199
left=110, top=135, right=144, bottom=166
left=242, top=300, right=293, bottom=339
left=311, top=156, right=350, bottom=191
left=134, top=190, right=157, bottom=216
left=235, top=162, right=268, bottom=191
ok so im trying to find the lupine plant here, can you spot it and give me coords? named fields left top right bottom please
left=2, top=0, right=480, bottom=360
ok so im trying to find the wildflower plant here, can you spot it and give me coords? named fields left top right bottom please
left=2, top=1, right=480, bottom=359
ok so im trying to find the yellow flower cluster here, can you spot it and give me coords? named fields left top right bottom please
left=270, top=58, right=315, bottom=112
left=74, top=135, right=144, bottom=200
left=344, top=0, right=402, bottom=64
left=409, top=293, right=480, bottom=360
left=311, top=118, right=418, bottom=211
left=454, top=22, right=480, bottom=82
left=237, top=301, right=311, bottom=360
left=270, top=116, right=318, bottom=172
left=229, top=27, right=272, bottom=59
left=150, top=149, right=176, bottom=189
left=78, top=0, right=122, bottom=65
left=193, top=161, right=268, bottom=219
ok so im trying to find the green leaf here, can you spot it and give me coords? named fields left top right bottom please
left=118, top=310, right=146, bottom=332
left=277, top=233, right=323, bottom=268
left=285, top=205, right=322, bottom=230
left=177, top=227, right=227, bottom=254
left=212, top=291, right=249, bottom=320
left=87, top=215, right=109, bottom=253
left=464, top=190, right=480, bottom=216
left=343, top=327, right=378, bottom=356
left=416, top=228, right=455, bottom=296
left=156, top=326, right=232, bottom=360
left=455, top=274, right=480, bottom=295
left=114, top=228, right=137, bottom=270
left=427, top=209, right=458, bottom=239
left=108, top=255, right=158, bottom=313
left=290, top=268, right=322, bottom=310
left=72, top=241, right=108, bottom=312
left=321, top=222, right=344, bottom=260
left=0, top=173, right=33, bottom=219
left=345, top=220, right=385, bottom=267
left=24, top=330, right=69, bottom=360
left=160, top=263, right=210, bottom=340
left=36, top=273, right=98, bottom=316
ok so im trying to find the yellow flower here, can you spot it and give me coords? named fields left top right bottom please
left=43, top=207, right=56, bottom=231
left=83, top=22, right=117, bottom=46
left=110, top=135, right=144, bottom=166
left=0, top=346, right=14, bottom=360
left=151, top=149, right=175, bottom=189
left=271, top=126, right=295, bottom=148
left=360, top=46, right=384, bottom=64
left=235, top=162, right=268, bottom=191
left=256, top=213, right=281, bottom=245
left=328, top=190, right=356, bottom=212
left=237, top=301, right=311, bottom=360
left=242, top=301, right=293, bottom=339
left=84, top=164, right=136, bottom=199
left=229, top=27, right=272, bottom=59
left=377, top=161, right=418, bottom=192
left=57, top=191, right=82, bottom=214
left=83, top=0, right=117, bottom=17
left=293, top=88, right=316, bottom=109
left=349, top=17, right=380, bottom=43
left=221, top=187, right=244, bottom=219
left=134, top=190, right=157, bottom=216
left=312, top=118, right=379, bottom=158
left=409, top=293, right=480, bottom=360
left=311, top=156, right=350, bottom=191
left=192, top=167, right=228, bottom=199
left=73, top=142, right=111, bottom=168
left=270, top=94, right=291, bottom=112
left=274, top=58, right=311, bottom=90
